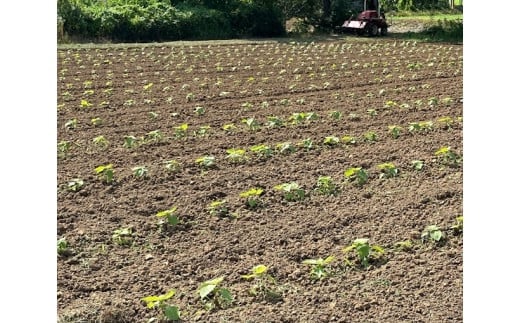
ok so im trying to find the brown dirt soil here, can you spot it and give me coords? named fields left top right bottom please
left=57, top=37, right=463, bottom=322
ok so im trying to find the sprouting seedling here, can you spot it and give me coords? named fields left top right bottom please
left=57, top=237, right=71, bottom=257
left=428, top=97, right=438, bottom=106
left=265, top=116, right=284, bottom=128
left=156, top=207, right=180, bottom=227
left=274, top=182, right=305, bottom=202
left=64, top=118, right=78, bottom=130
left=92, top=135, right=109, bottom=149
left=364, top=131, right=378, bottom=142
left=208, top=200, right=230, bottom=217
left=226, top=148, right=248, bottom=164
left=299, top=138, right=314, bottom=150
left=241, top=117, right=260, bottom=131
left=112, top=227, right=133, bottom=246
left=143, top=82, right=153, bottom=91
left=315, top=176, right=339, bottom=196
left=174, top=123, right=188, bottom=138
left=344, top=167, right=368, bottom=186
left=146, top=130, right=163, bottom=143
left=241, top=102, right=254, bottom=110
left=240, top=188, right=264, bottom=209
left=91, top=117, right=102, bottom=127
left=341, top=135, right=357, bottom=145
left=250, top=144, right=273, bottom=158
left=377, top=162, right=399, bottom=178
left=323, top=136, right=340, bottom=146
left=66, top=178, right=84, bottom=192
left=95, top=164, right=114, bottom=184
left=194, top=106, right=205, bottom=115
left=196, top=155, right=216, bottom=169
left=393, top=240, right=413, bottom=252
left=148, top=111, right=159, bottom=120
left=276, top=142, right=296, bottom=154
left=435, top=146, right=461, bottom=166
left=164, top=160, right=182, bottom=173
left=329, top=110, right=342, bottom=120
left=132, top=166, right=148, bottom=178
left=141, top=289, right=180, bottom=321
left=58, top=140, right=72, bottom=158
left=451, top=216, right=463, bottom=235
left=343, top=238, right=385, bottom=268
left=421, top=225, right=444, bottom=244
left=222, top=124, right=237, bottom=134
left=195, top=125, right=211, bottom=137
left=123, top=135, right=139, bottom=148
left=197, top=277, right=233, bottom=311
left=411, top=160, right=424, bottom=171
left=80, top=99, right=93, bottom=108
left=388, top=125, right=403, bottom=139
left=302, top=256, right=335, bottom=280
left=437, top=116, right=454, bottom=129
left=241, top=265, right=282, bottom=302
left=186, top=92, right=195, bottom=102
left=348, top=113, right=361, bottom=121
left=367, top=108, right=377, bottom=116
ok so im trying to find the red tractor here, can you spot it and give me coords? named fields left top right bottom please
left=340, top=0, right=389, bottom=36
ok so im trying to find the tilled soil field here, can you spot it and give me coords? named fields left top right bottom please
left=57, top=37, right=463, bottom=322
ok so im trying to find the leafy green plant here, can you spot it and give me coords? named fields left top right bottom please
left=411, top=160, right=424, bottom=171
left=64, top=118, right=78, bottom=130
left=241, top=265, right=282, bottom=302
left=274, top=182, right=305, bottom=201
left=196, top=155, right=216, bottom=169
left=344, top=167, right=368, bottom=186
left=197, top=277, right=233, bottom=311
left=451, top=216, right=463, bottom=235
left=302, top=256, right=335, bottom=280
left=164, top=160, right=182, bottom=173
left=276, top=142, right=296, bottom=154
left=195, top=125, right=211, bottom=137
left=239, top=188, right=264, bottom=209
left=242, top=117, right=260, bottom=131
left=393, top=240, right=413, bottom=252
left=323, top=136, right=340, bottom=146
left=421, top=225, right=444, bottom=244
left=123, top=135, right=139, bottom=148
left=388, top=125, right=403, bottom=139
left=156, top=207, right=180, bottom=227
left=174, top=123, right=189, bottom=138
left=208, top=200, right=229, bottom=217
left=329, top=110, right=342, bottom=120
left=250, top=144, right=273, bottom=158
left=435, top=146, right=462, bottom=166
left=132, top=166, right=149, bottom=178
left=141, top=289, right=180, bottom=321
left=66, top=178, right=84, bottom=192
left=226, top=148, right=248, bottom=164
left=437, top=116, right=454, bottom=129
left=299, top=138, right=314, bottom=150
left=194, top=106, right=206, bottom=115
left=94, top=164, right=114, bottom=184
left=112, top=227, right=133, bottom=246
left=57, top=237, right=71, bottom=257
left=341, top=135, right=357, bottom=145
left=57, top=140, right=72, bottom=158
left=148, top=111, right=159, bottom=120
left=91, top=117, right=102, bottom=127
left=315, top=176, right=339, bottom=196
left=92, top=135, right=109, bottom=149
left=222, top=123, right=237, bottom=133
left=265, top=116, right=284, bottom=128
left=367, top=108, right=377, bottom=116
left=80, top=99, right=93, bottom=108
left=343, top=238, right=385, bottom=268
left=363, top=131, right=378, bottom=142
left=377, top=162, right=399, bottom=178
left=146, top=130, right=163, bottom=143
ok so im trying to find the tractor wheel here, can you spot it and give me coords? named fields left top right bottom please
left=380, top=26, right=388, bottom=36
left=367, top=23, right=378, bottom=37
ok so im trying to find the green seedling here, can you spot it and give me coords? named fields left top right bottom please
left=344, top=167, right=368, bottom=186
left=315, top=176, right=339, bottom=196
left=123, top=135, right=139, bottom=148
left=95, top=164, right=114, bottom=184
left=239, top=188, right=264, bottom=209
left=289, top=112, right=306, bottom=124
left=58, top=140, right=72, bottom=158
left=148, top=111, right=159, bottom=120
left=197, top=277, right=233, bottom=311
left=343, top=238, right=385, bottom=268
left=156, top=207, right=180, bottom=227
left=92, top=135, right=109, bottom=149
left=341, top=135, right=357, bottom=145
left=323, top=136, right=340, bottom=146
left=208, top=200, right=229, bottom=217
left=437, top=116, right=454, bottom=129
left=377, top=162, right=399, bottom=178
left=299, top=138, right=314, bottom=150
left=408, top=121, right=433, bottom=133
left=132, top=166, right=148, bottom=178
left=241, top=265, right=282, bottom=302
left=222, top=123, right=237, bottom=133
left=348, top=113, right=361, bottom=121
left=367, top=108, right=378, bottom=116
left=241, top=102, right=254, bottom=110
left=194, top=106, right=205, bottom=115
left=91, top=117, right=102, bottom=126
left=146, top=130, right=163, bottom=143
left=274, top=182, right=305, bottom=202
left=195, top=155, right=216, bottom=169
left=421, top=225, right=444, bottom=244
left=242, top=117, right=260, bottom=131
left=66, top=178, right=84, bottom=192
left=276, top=142, right=296, bottom=154
left=174, top=123, right=188, bottom=138
left=57, top=237, right=71, bottom=257
left=329, top=110, right=342, bottom=120
left=265, top=116, right=284, bottom=128
left=186, top=92, right=195, bottom=102
left=435, top=146, right=462, bottom=166
left=411, top=160, right=424, bottom=171
left=112, top=227, right=133, bottom=246
left=80, top=99, right=93, bottom=108
left=195, top=125, right=211, bottom=137
left=143, top=83, right=154, bottom=91
left=141, top=289, right=180, bottom=321
left=64, top=118, right=78, bottom=130
left=364, top=131, right=378, bottom=142
left=302, top=256, right=335, bottom=280
left=164, top=160, right=182, bottom=173
left=250, top=144, right=273, bottom=158
left=451, top=216, right=463, bottom=235
left=388, top=125, right=403, bottom=139
left=226, top=148, right=248, bottom=164
left=393, top=240, right=413, bottom=251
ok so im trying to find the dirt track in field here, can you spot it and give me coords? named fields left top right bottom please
left=57, top=36, right=462, bottom=322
